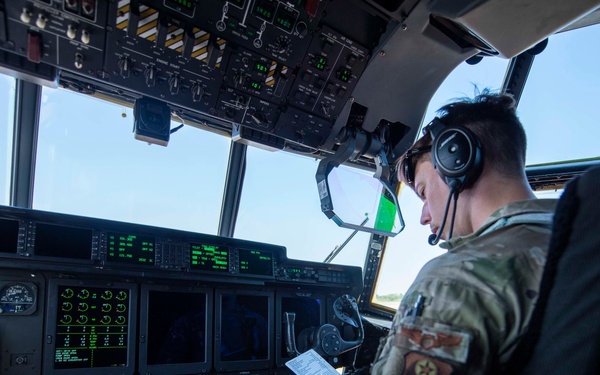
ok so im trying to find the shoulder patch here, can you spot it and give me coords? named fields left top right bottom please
left=404, top=352, right=454, bottom=375
left=393, top=319, right=471, bottom=364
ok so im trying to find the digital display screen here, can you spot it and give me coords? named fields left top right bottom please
left=146, top=290, right=208, bottom=365
left=314, top=56, right=328, bottom=71
left=274, top=6, right=298, bottom=32
left=0, top=218, right=19, bottom=254
left=255, top=62, right=269, bottom=73
left=280, top=296, right=322, bottom=357
left=106, top=232, right=155, bottom=265
left=338, top=68, right=352, bottom=82
left=250, top=81, right=263, bottom=91
left=34, top=223, right=92, bottom=260
left=54, top=285, right=130, bottom=369
left=219, top=293, right=270, bottom=362
left=253, top=0, right=276, bottom=22
left=190, top=244, right=229, bottom=272
left=239, top=249, right=273, bottom=276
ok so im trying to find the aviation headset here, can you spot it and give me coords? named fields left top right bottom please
left=423, top=117, right=484, bottom=193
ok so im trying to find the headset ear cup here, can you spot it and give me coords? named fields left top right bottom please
left=431, top=126, right=483, bottom=191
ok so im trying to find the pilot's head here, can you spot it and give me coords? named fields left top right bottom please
left=398, top=90, right=529, bottom=240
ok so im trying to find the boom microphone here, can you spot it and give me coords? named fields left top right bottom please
left=427, top=187, right=459, bottom=246
left=428, top=233, right=441, bottom=246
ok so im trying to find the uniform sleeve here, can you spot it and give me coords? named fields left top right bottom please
left=371, top=278, right=509, bottom=375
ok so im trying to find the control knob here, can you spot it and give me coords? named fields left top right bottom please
left=67, top=24, right=77, bottom=40
left=81, top=30, right=91, bottom=45
left=251, top=111, right=267, bottom=126
left=74, top=53, right=83, bottom=69
left=20, top=8, right=32, bottom=24
left=169, top=74, right=181, bottom=95
left=118, top=57, right=131, bottom=78
left=36, top=13, right=48, bottom=29
left=296, top=21, right=308, bottom=37
left=144, top=65, right=157, bottom=87
left=274, top=36, right=290, bottom=54
left=191, top=83, right=204, bottom=102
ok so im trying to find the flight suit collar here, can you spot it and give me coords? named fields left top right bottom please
left=440, top=199, right=557, bottom=250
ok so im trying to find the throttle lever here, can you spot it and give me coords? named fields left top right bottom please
left=284, top=312, right=301, bottom=358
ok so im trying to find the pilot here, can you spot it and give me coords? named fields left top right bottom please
left=370, top=91, right=557, bottom=374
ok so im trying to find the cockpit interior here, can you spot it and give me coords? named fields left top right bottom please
left=1, top=0, right=599, bottom=374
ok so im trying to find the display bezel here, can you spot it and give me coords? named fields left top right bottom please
left=138, top=284, right=213, bottom=375
left=0, top=217, right=20, bottom=254
left=214, top=289, right=274, bottom=372
left=43, top=279, right=137, bottom=375
left=275, top=291, right=327, bottom=366
left=32, top=222, right=93, bottom=261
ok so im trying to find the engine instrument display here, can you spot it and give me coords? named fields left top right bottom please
left=53, top=284, right=131, bottom=369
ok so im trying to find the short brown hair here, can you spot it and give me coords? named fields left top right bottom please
left=398, top=90, right=525, bottom=189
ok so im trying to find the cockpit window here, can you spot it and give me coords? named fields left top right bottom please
left=235, top=146, right=371, bottom=268
left=518, top=23, right=600, bottom=166
left=374, top=56, right=509, bottom=308
left=0, top=74, right=15, bottom=206
left=33, top=87, right=231, bottom=234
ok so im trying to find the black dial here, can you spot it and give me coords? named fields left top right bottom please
left=0, top=283, right=36, bottom=314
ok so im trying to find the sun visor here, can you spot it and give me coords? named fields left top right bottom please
left=429, top=0, right=600, bottom=58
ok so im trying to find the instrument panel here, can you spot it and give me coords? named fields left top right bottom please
left=0, top=205, right=360, bottom=287
left=0, top=0, right=387, bottom=151
left=0, top=204, right=363, bottom=374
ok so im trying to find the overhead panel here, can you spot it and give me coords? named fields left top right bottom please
left=0, top=0, right=389, bottom=151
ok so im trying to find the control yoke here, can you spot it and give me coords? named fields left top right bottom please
left=284, top=295, right=364, bottom=361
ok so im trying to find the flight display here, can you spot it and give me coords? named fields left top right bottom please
left=53, top=285, right=130, bottom=369
left=190, top=243, right=229, bottom=272
left=106, top=232, right=155, bottom=265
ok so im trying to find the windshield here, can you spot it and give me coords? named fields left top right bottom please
left=29, top=85, right=370, bottom=268
left=34, top=87, right=230, bottom=233
left=235, top=146, right=371, bottom=268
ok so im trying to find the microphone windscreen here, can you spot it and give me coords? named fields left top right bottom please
left=428, top=233, right=439, bottom=246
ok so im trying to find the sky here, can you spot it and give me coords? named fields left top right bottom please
left=1, top=22, right=599, bottom=302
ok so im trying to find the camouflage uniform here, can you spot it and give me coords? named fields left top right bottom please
left=371, top=199, right=557, bottom=375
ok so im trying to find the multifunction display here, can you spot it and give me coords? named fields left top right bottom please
left=54, top=285, right=130, bottom=369
left=107, top=232, right=155, bottom=265
left=190, top=244, right=229, bottom=272
left=0, top=217, right=19, bottom=254
left=34, top=223, right=92, bottom=260
left=239, top=249, right=273, bottom=276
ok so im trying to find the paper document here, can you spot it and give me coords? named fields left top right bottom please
left=285, top=349, right=340, bottom=375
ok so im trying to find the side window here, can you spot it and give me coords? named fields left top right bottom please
left=518, top=23, right=600, bottom=165
left=374, top=57, right=509, bottom=309
left=0, top=74, right=16, bottom=205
